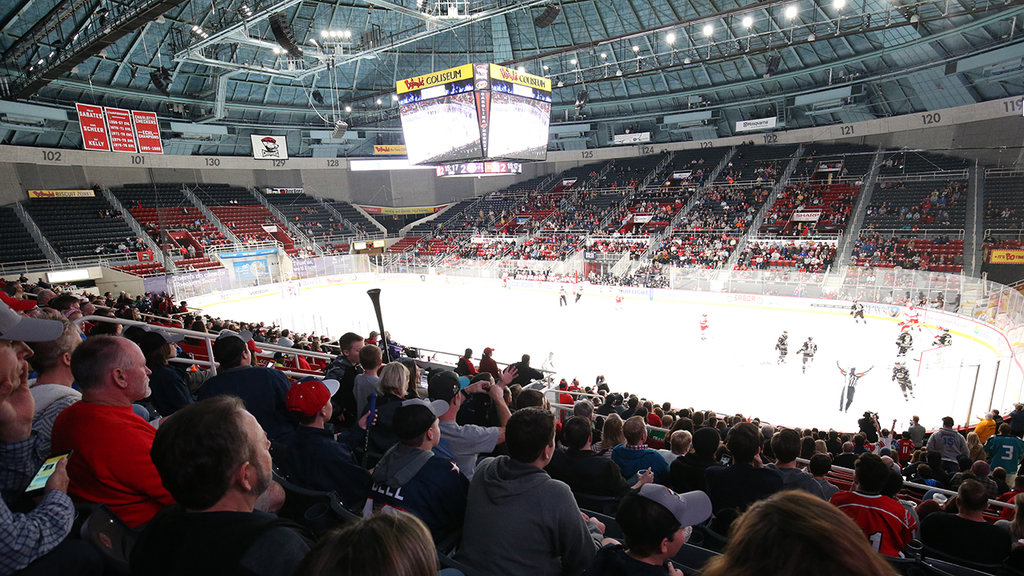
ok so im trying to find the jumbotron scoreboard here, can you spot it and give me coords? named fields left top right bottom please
left=396, top=64, right=552, bottom=166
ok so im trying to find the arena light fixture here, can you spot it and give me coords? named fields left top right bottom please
left=376, top=98, right=382, bottom=105
left=742, top=15, right=754, bottom=28
left=684, top=56, right=692, bottom=64
left=391, top=94, right=399, bottom=101
left=666, top=33, right=676, bottom=44
left=600, top=52, right=607, bottom=58
left=344, top=105, right=352, bottom=112
left=834, top=0, right=846, bottom=8
left=517, top=66, right=526, bottom=73
left=542, top=65, right=549, bottom=70
left=570, top=58, right=577, bottom=65
left=785, top=5, right=798, bottom=18
left=632, top=45, right=640, bottom=53
left=703, top=24, right=714, bottom=37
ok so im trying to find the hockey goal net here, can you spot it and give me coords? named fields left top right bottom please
left=916, top=346, right=953, bottom=377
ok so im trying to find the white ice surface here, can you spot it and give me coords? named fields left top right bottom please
left=204, top=279, right=1018, bottom=433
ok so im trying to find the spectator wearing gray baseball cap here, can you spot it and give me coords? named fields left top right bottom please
left=584, top=484, right=711, bottom=576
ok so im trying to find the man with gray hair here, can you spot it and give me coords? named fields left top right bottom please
left=27, top=313, right=82, bottom=456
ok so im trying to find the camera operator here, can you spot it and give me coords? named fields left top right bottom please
left=858, top=411, right=880, bottom=443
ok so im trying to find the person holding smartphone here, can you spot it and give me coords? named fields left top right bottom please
left=0, top=299, right=103, bottom=575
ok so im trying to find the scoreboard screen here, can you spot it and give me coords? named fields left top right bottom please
left=396, top=64, right=552, bottom=165
left=436, top=161, right=524, bottom=177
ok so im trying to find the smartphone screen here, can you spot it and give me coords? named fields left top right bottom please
left=25, top=451, right=71, bottom=495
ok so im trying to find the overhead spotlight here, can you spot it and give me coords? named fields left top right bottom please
left=615, top=69, right=622, bottom=76
left=320, top=30, right=328, bottom=38
left=785, top=5, right=798, bottom=18
left=570, top=58, right=577, bottom=65
left=834, top=0, right=846, bottom=8
left=312, top=90, right=325, bottom=105
left=632, top=45, right=640, bottom=52
left=703, top=24, right=714, bottom=37
left=517, top=66, right=526, bottom=73
left=268, top=12, right=303, bottom=56
left=684, top=56, right=691, bottom=64
left=542, top=65, right=549, bottom=70
left=742, top=15, right=753, bottom=28
left=534, top=4, right=560, bottom=28
left=376, top=98, right=382, bottom=105
left=391, top=94, right=399, bottom=101
left=150, top=66, right=173, bottom=96
left=600, top=52, right=607, bottom=58
left=344, top=105, right=352, bottom=112
left=666, top=33, right=676, bottom=44
left=807, top=32, right=816, bottom=41
left=332, top=120, right=348, bottom=139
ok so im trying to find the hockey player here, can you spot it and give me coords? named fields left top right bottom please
left=614, top=289, right=623, bottom=311
left=775, top=331, right=789, bottom=364
left=798, top=337, right=817, bottom=374
left=575, top=285, right=583, bottom=304
left=895, top=327, right=913, bottom=357
left=851, top=301, right=866, bottom=324
left=933, top=328, right=952, bottom=347
left=700, top=314, right=709, bottom=341
left=902, top=305, right=922, bottom=331
left=892, top=362, right=915, bottom=401
left=837, top=362, right=874, bottom=412
left=559, top=286, right=568, bottom=307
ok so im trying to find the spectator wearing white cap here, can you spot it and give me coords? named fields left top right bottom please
left=584, top=484, right=711, bottom=576
left=0, top=300, right=103, bottom=576
left=196, top=330, right=293, bottom=440
left=366, top=398, right=469, bottom=543
left=280, top=377, right=371, bottom=509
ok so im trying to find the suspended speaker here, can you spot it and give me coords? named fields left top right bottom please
left=332, top=120, right=348, bottom=139
left=533, top=4, right=560, bottom=28
left=268, top=12, right=303, bottom=56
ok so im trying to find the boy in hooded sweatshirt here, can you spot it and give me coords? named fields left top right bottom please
left=457, top=408, right=608, bottom=576
left=365, top=398, right=468, bottom=543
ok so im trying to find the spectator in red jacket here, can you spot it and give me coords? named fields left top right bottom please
left=478, top=347, right=500, bottom=379
left=455, top=348, right=478, bottom=377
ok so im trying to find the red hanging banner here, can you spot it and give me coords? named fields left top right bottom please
left=76, top=103, right=110, bottom=151
left=104, top=107, right=138, bottom=153
left=131, top=111, right=163, bottom=154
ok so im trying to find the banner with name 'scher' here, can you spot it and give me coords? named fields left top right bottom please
left=76, top=103, right=110, bottom=151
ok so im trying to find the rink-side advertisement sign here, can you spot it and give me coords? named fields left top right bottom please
left=76, top=103, right=164, bottom=153
left=990, top=249, right=1024, bottom=264
left=359, top=204, right=448, bottom=215
left=396, top=64, right=474, bottom=94
left=28, top=189, right=95, bottom=198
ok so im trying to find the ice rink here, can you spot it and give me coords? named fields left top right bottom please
left=199, top=277, right=1023, bottom=433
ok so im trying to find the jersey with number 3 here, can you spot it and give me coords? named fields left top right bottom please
left=985, top=435, right=1024, bottom=474
left=831, top=491, right=917, bottom=557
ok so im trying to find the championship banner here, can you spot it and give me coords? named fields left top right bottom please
left=131, top=111, right=163, bottom=154
left=373, top=145, right=407, bottom=155
left=28, top=189, right=95, bottom=198
left=396, top=64, right=474, bottom=94
left=358, top=204, right=448, bottom=215
left=104, top=107, right=138, bottom=153
left=990, top=249, right=1024, bottom=264
left=76, top=103, right=110, bottom=151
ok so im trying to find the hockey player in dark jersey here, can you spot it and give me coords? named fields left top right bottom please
left=892, top=362, right=915, bottom=401
left=775, top=331, right=789, bottom=364
left=851, top=301, right=866, bottom=324
left=895, top=327, right=913, bottom=357
left=837, top=362, right=873, bottom=412
left=798, top=337, right=817, bottom=374
left=933, top=328, right=952, bottom=347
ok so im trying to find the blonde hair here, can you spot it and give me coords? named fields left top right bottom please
left=702, top=491, right=898, bottom=576
left=1011, top=493, right=1024, bottom=541
left=670, top=430, right=693, bottom=455
left=295, top=512, right=437, bottom=576
left=814, top=439, right=828, bottom=455
left=378, top=362, right=409, bottom=397
left=602, top=413, right=626, bottom=449
left=967, top=431, right=981, bottom=449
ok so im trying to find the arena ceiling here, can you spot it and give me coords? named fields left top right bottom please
left=0, top=0, right=1021, bottom=155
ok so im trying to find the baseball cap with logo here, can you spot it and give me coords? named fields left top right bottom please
left=393, top=398, right=450, bottom=440
left=427, top=370, right=471, bottom=404
left=286, top=377, right=341, bottom=417
left=638, top=484, right=712, bottom=528
left=0, top=300, right=63, bottom=342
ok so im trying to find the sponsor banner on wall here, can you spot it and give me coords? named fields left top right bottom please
left=488, top=64, right=552, bottom=93
left=233, top=259, right=270, bottom=282
left=990, top=249, right=1024, bottom=264
left=104, top=107, right=138, bottom=153
left=397, top=64, right=474, bottom=94
left=27, top=189, right=95, bottom=198
left=633, top=214, right=654, bottom=223
left=218, top=248, right=278, bottom=259
left=265, top=187, right=303, bottom=194
left=792, top=211, right=822, bottom=222
left=613, top=132, right=651, bottom=145
left=76, top=103, right=110, bottom=151
left=131, top=111, right=163, bottom=154
left=373, top=145, right=407, bottom=155
left=735, top=117, right=778, bottom=132
left=251, top=134, right=289, bottom=159
left=358, top=204, right=448, bottom=215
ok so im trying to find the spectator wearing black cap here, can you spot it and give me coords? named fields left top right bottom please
left=429, top=368, right=514, bottom=481
left=584, top=485, right=712, bottom=576
left=0, top=300, right=104, bottom=576
left=367, top=398, right=469, bottom=543
left=279, top=377, right=371, bottom=509
left=196, top=330, right=293, bottom=440
left=135, top=329, right=193, bottom=417
left=130, top=396, right=310, bottom=576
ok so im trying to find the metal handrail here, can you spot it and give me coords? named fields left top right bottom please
left=876, top=169, right=969, bottom=182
